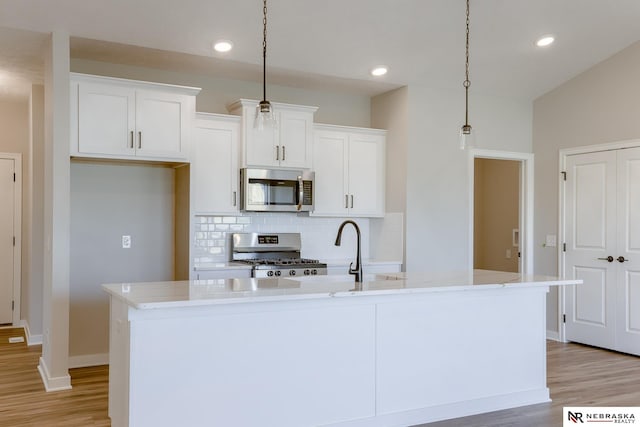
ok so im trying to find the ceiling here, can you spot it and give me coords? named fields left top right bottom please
left=1, top=0, right=640, bottom=100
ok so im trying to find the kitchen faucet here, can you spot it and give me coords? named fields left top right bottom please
left=334, top=220, right=363, bottom=282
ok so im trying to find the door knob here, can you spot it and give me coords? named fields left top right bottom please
left=617, top=256, right=629, bottom=263
left=598, top=256, right=614, bottom=262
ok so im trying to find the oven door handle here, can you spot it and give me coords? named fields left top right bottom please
left=297, top=175, right=304, bottom=211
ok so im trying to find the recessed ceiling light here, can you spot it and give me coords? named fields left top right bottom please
left=213, top=40, right=233, bottom=53
left=536, top=35, right=555, bottom=47
left=371, top=66, right=388, bottom=77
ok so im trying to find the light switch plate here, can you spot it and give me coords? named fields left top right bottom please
left=122, top=235, right=131, bottom=249
left=545, top=234, right=557, bottom=248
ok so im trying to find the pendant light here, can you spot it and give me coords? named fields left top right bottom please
left=459, top=0, right=476, bottom=150
left=255, top=0, right=277, bottom=131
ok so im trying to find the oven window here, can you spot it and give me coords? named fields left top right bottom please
left=247, top=179, right=297, bottom=205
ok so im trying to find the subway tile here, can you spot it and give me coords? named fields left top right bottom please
left=237, top=216, right=251, bottom=224
left=223, top=216, right=237, bottom=224
left=216, top=224, right=230, bottom=231
left=209, top=247, right=222, bottom=255
left=213, top=217, right=223, bottom=224
left=230, top=224, right=244, bottom=231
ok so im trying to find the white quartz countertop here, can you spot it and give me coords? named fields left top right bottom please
left=193, top=259, right=401, bottom=271
left=102, top=270, right=581, bottom=310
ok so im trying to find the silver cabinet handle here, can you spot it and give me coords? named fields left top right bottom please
left=232, top=191, right=237, bottom=207
left=138, top=131, right=142, bottom=149
left=276, top=145, right=280, bottom=161
left=130, top=131, right=134, bottom=148
left=350, top=195, right=354, bottom=209
left=345, top=195, right=349, bottom=209
left=282, top=146, right=286, bottom=161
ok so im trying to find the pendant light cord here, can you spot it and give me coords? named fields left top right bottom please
left=463, top=0, right=471, bottom=127
left=262, top=0, right=268, bottom=103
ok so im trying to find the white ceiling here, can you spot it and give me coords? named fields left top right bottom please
left=1, top=0, right=640, bottom=100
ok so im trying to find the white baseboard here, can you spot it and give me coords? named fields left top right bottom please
left=69, top=353, right=109, bottom=368
left=38, top=356, right=72, bottom=392
left=546, top=329, right=561, bottom=342
left=333, top=388, right=550, bottom=426
left=17, top=320, right=43, bottom=346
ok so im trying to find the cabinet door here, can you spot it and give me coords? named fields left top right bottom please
left=243, top=106, right=279, bottom=167
left=279, top=109, right=312, bottom=168
left=78, top=82, right=135, bottom=157
left=135, top=90, right=189, bottom=160
left=348, top=133, right=385, bottom=217
left=192, top=119, right=239, bottom=214
left=312, top=131, right=349, bottom=216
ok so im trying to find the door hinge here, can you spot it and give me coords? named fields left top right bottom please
left=561, top=171, right=566, bottom=181
left=563, top=314, right=566, bottom=323
left=563, top=243, right=566, bottom=252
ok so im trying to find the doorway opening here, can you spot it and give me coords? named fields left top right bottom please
left=474, top=158, right=521, bottom=272
left=468, top=149, right=533, bottom=275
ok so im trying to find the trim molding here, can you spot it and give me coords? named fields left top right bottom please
left=38, top=357, right=72, bottom=392
left=18, top=320, right=43, bottom=346
left=69, top=353, right=109, bottom=368
left=546, top=330, right=561, bottom=342
left=333, top=388, right=550, bottom=426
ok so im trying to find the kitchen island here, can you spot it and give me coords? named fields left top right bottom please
left=103, top=270, right=580, bottom=427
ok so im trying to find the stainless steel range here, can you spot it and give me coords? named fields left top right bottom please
left=231, top=233, right=327, bottom=278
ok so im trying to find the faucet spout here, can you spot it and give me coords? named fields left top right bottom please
left=334, top=220, right=363, bottom=282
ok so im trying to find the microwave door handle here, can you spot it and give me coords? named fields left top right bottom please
left=297, top=175, right=303, bottom=211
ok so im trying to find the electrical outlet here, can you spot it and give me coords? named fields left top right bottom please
left=506, top=249, right=512, bottom=259
left=122, top=235, right=131, bottom=249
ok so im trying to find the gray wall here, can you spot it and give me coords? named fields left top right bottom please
left=70, top=162, right=175, bottom=357
left=404, top=86, right=532, bottom=273
left=533, top=40, right=640, bottom=333
left=71, top=59, right=372, bottom=128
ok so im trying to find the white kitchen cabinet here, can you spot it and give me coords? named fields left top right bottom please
left=228, top=99, right=317, bottom=169
left=312, top=124, right=386, bottom=217
left=192, top=113, right=240, bottom=214
left=70, top=73, right=199, bottom=162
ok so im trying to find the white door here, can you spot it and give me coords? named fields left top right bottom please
left=565, top=147, right=640, bottom=355
left=0, top=158, right=14, bottom=324
left=312, top=130, right=348, bottom=216
left=192, top=118, right=239, bottom=214
left=614, top=147, right=640, bottom=355
left=78, top=82, right=136, bottom=157
left=565, top=150, right=617, bottom=349
left=135, top=90, right=188, bottom=160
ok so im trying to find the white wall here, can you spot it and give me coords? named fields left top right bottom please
left=533, top=40, right=640, bottom=333
left=0, top=98, right=30, bottom=325
left=404, top=85, right=532, bottom=272
left=70, top=59, right=372, bottom=128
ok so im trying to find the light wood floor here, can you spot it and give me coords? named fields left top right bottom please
left=1, top=327, right=638, bottom=427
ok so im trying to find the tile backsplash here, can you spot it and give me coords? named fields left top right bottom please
left=193, top=213, right=370, bottom=264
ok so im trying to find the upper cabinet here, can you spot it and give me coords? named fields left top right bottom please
left=192, top=113, right=240, bottom=214
left=228, top=99, right=317, bottom=169
left=312, top=124, right=386, bottom=218
left=70, top=73, right=200, bottom=162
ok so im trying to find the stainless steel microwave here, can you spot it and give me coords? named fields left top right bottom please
left=240, top=168, right=314, bottom=212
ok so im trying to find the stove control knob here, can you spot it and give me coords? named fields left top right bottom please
left=289, top=270, right=296, bottom=276
left=275, top=270, right=282, bottom=277
left=304, top=269, right=310, bottom=275
left=311, top=269, right=318, bottom=275
left=267, top=271, right=274, bottom=277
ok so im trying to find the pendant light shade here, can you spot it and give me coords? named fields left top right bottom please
left=255, top=0, right=276, bottom=131
left=459, top=0, right=475, bottom=150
